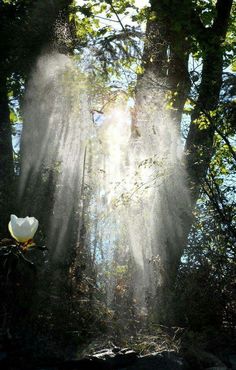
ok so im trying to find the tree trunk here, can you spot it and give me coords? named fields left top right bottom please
left=132, top=0, right=233, bottom=323
left=0, top=76, right=14, bottom=238
left=185, top=0, right=233, bottom=202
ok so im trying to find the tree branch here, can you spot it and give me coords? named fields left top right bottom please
left=212, top=0, right=233, bottom=38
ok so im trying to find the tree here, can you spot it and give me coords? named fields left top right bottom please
left=131, top=0, right=234, bottom=321
left=0, top=0, right=21, bottom=237
left=0, top=0, right=75, bottom=238
left=0, top=0, right=78, bottom=339
left=62, top=0, right=235, bottom=324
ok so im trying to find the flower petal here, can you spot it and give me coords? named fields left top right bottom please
left=30, top=218, right=39, bottom=237
left=8, top=215, right=39, bottom=243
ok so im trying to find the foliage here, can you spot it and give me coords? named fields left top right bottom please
left=70, top=0, right=145, bottom=85
left=0, top=0, right=236, bottom=353
left=174, top=133, right=236, bottom=331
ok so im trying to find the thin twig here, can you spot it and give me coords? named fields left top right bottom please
left=109, top=0, right=126, bottom=32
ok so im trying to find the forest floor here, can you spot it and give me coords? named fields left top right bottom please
left=0, top=326, right=235, bottom=369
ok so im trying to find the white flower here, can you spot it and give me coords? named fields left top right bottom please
left=8, top=214, right=39, bottom=243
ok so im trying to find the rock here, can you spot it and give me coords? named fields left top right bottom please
left=82, top=349, right=186, bottom=370
left=121, top=351, right=186, bottom=370
left=92, top=347, right=138, bottom=368
left=185, top=348, right=228, bottom=370
left=0, top=347, right=189, bottom=370
left=112, top=347, right=121, bottom=354
left=92, top=350, right=115, bottom=359
left=119, top=348, right=130, bottom=354
left=59, top=358, right=113, bottom=369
